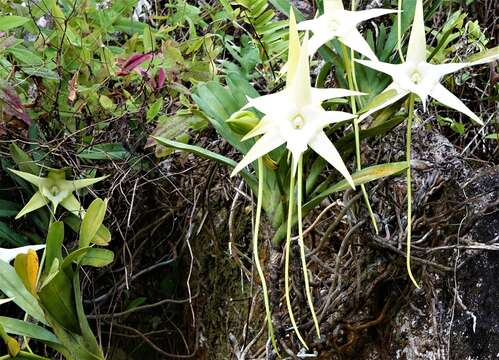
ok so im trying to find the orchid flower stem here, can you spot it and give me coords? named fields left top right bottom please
left=405, top=94, right=420, bottom=288
left=297, top=157, right=320, bottom=338
left=254, top=159, right=278, bottom=352
left=397, top=0, right=405, bottom=62
left=341, top=44, right=379, bottom=234
left=285, top=171, right=308, bottom=349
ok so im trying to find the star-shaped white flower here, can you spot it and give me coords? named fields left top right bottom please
left=231, top=10, right=363, bottom=187
left=9, top=168, right=107, bottom=218
left=357, top=0, right=499, bottom=123
left=0, top=245, right=45, bottom=263
left=296, top=0, right=396, bottom=59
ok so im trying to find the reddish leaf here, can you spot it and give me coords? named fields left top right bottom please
left=156, top=68, right=166, bottom=90
left=116, top=53, right=153, bottom=76
left=0, top=81, right=31, bottom=125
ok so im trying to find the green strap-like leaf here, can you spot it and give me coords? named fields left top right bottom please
left=38, top=270, right=80, bottom=334
left=153, top=137, right=258, bottom=190
left=0, top=317, right=60, bottom=344
left=79, top=248, right=114, bottom=268
left=0, top=260, right=47, bottom=324
left=45, top=221, right=64, bottom=274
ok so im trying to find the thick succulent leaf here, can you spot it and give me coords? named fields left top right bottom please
left=45, top=221, right=64, bottom=274
left=0, top=316, right=60, bottom=344
left=79, top=248, right=114, bottom=267
left=39, top=270, right=80, bottom=334
left=79, top=199, right=107, bottom=249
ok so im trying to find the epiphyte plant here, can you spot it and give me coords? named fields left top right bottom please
left=355, top=0, right=499, bottom=287
left=9, top=168, right=108, bottom=219
left=297, top=0, right=397, bottom=60
left=150, top=0, right=499, bottom=354
left=231, top=9, right=362, bottom=349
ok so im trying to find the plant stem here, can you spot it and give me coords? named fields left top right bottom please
left=297, top=157, right=320, bottom=338
left=341, top=44, right=379, bottom=234
left=397, top=0, right=405, bottom=62
left=254, top=159, right=278, bottom=352
left=406, top=94, right=419, bottom=288
left=0, top=351, right=51, bottom=360
left=284, top=170, right=308, bottom=349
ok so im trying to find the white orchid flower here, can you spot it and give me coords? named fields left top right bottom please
left=0, top=245, right=45, bottom=263
left=296, top=0, right=397, bottom=59
left=231, top=10, right=362, bottom=187
left=9, top=168, right=107, bottom=218
left=357, top=0, right=499, bottom=122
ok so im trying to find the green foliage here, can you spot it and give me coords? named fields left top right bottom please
left=0, top=198, right=112, bottom=359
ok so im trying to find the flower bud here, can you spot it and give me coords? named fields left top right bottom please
left=6, top=336, right=20, bottom=357
left=226, top=111, right=259, bottom=135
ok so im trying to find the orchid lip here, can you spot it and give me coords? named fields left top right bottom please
left=50, top=185, right=60, bottom=196
left=329, top=19, right=339, bottom=32
left=292, top=114, right=305, bottom=129
left=411, top=70, right=422, bottom=84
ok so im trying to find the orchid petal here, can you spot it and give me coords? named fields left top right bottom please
left=60, top=193, right=85, bottom=217
left=289, top=32, right=312, bottom=105
left=430, top=83, right=483, bottom=125
left=358, top=83, right=408, bottom=121
left=231, top=132, right=285, bottom=176
left=0, top=245, right=45, bottom=263
left=286, top=8, right=301, bottom=88
left=8, top=169, right=45, bottom=187
left=466, top=46, right=499, bottom=65
left=324, top=0, right=344, bottom=12
left=242, top=116, right=276, bottom=141
left=307, top=32, right=335, bottom=56
left=339, top=30, right=378, bottom=60
left=62, top=175, right=108, bottom=192
left=309, top=131, right=354, bottom=188
left=296, top=19, right=318, bottom=32
left=15, top=191, right=48, bottom=219
left=318, top=110, right=357, bottom=127
left=311, top=88, right=365, bottom=103
left=287, top=139, right=309, bottom=176
left=243, top=92, right=289, bottom=116
left=349, top=9, right=398, bottom=25
left=355, top=59, right=400, bottom=78
left=426, top=62, right=469, bottom=79
left=406, top=0, right=426, bottom=64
